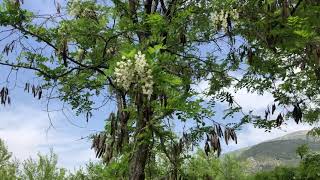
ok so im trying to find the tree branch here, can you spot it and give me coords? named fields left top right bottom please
left=0, top=62, right=81, bottom=79
left=11, top=25, right=106, bottom=76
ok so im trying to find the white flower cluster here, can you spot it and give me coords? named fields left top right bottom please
left=114, top=51, right=154, bottom=99
left=211, top=9, right=239, bottom=31
left=106, top=47, right=115, bottom=54
left=68, top=0, right=81, bottom=16
left=68, top=0, right=97, bottom=18
left=114, top=58, right=133, bottom=91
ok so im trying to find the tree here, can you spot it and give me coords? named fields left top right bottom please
left=0, top=139, right=19, bottom=180
left=0, top=0, right=319, bottom=179
left=235, top=0, right=320, bottom=130
left=20, top=150, right=67, bottom=180
left=252, top=166, right=298, bottom=180
left=296, top=144, right=310, bottom=159
left=184, top=150, right=249, bottom=180
left=299, top=152, right=320, bottom=179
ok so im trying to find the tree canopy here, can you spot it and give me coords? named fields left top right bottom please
left=0, top=0, right=319, bottom=179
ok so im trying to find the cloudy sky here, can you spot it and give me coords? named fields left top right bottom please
left=0, top=0, right=313, bottom=171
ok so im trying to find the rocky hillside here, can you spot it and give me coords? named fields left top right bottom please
left=232, top=130, right=320, bottom=172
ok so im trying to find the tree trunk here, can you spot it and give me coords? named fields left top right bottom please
left=129, top=139, right=149, bottom=180
left=129, top=94, right=151, bottom=180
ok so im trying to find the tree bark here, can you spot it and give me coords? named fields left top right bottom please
left=126, top=0, right=158, bottom=178
left=129, top=93, right=151, bottom=180
left=129, top=138, right=149, bottom=180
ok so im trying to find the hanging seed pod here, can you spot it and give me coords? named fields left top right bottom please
left=217, top=139, right=221, bottom=156
left=38, top=88, right=42, bottom=99
left=265, top=108, right=269, bottom=120
left=224, top=128, right=230, bottom=145
left=276, top=113, right=283, bottom=127
left=56, top=2, right=61, bottom=14
left=272, top=104, right=276, bottom=114
left=292, top=104, right=302, bottom=124
left=233, top=130, right=238, bottom=144
left=24, top=83, right=28, bottom=91
left=204, top=141, right=210, bottom=156
left=0, top=87, right=10, bottom=106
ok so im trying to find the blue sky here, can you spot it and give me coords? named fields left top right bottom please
left=0, top=0, right=313, bottom=171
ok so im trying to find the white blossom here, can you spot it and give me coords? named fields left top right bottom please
left=114, top=51, right=154, bottom=99
left=68, top=0, right=81, bottom=16
left=106, top=47, right=115, bottom=54
left=211, top=9, right=239, bottom=31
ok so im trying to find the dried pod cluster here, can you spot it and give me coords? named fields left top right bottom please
left=264, top=103, right=284, bottom=127
left=218, top=92, right=234, bottom=106
left=204, top=124, right=237, bottom=156
left=292, top=104, right=302, bottom=124
left=2, top=41, right=15, bottom=56
left=24, top=83, right=43, bottom=99
left=0, top=87, right=11, bottom=106
left=264, top=104, right=277, bottom=120
left=91, top=112, right=128, bottom=164
left=91, top=132, right=107, bottom=159
left=263, top=102, right=303, bottom=127
left=276, top=113, right=284, bottom=127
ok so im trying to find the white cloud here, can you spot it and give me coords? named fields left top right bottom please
left=231, top=88, right=274, bottom=112
left=0, top=105, right=97, bottom=170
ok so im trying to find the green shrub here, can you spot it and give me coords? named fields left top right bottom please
left=299, top=152, right=320, bottom=179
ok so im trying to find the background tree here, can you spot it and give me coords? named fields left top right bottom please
left=0, top=139, right=19, bottom=180
left=183, top=150, right=249, bottom=180
left=296, top=144, right=310, bottom=159
left=299, top=152, right=320, bottom=180
left=252, top=166, right=297, bottom=180
left=20, top=150, right=67, bottom=180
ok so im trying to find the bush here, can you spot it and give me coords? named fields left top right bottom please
left=0, top=139, right=19, bottom=180
left=183, top=150, right=249, bottom=180
left=299, top=152, right=320, bottom=179
left=253, top=166, right=298, bottom=180
left=20, top=150, right=67, bottom=180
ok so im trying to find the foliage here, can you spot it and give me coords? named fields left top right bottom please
left=0, top=139, right=67, bottom=180
left=251, top=153, right=320, bottom=180
left=252, top=166, right=298, bottom=180
left=296, top=144, right=310, bottom=159
left=0, top=139, right=19, bottom=180
left=299, top=152, right=320, bottom=179
left=0, top=0, right=319, bottom=178
left=20, top=150, right=67, bottom=180
left=68, top=161, right=128, bottom=180
left=236, top=0, right=320, bottom=129
left=3, top=138, right=320, bottom=179
left=183, top=150, right=249, bottom=180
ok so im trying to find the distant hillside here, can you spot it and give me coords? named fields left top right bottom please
left=231, top=130, right=320, bottom=172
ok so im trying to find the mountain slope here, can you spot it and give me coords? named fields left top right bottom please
left=232, top=130, right=320, bottom=172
